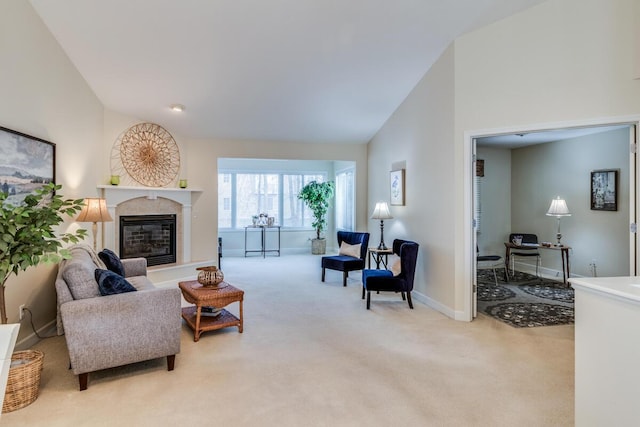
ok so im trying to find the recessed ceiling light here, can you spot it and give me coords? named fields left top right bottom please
left=169, top=104, right=185, bottom=112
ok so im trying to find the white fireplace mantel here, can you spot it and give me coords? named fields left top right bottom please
left=97, top=185, right=202, bottom=262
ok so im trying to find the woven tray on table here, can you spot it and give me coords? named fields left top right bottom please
left=2, top=350, right=44, bottom=413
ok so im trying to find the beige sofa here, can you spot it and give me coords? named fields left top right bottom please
left=55, top=245, right=181, bottom=390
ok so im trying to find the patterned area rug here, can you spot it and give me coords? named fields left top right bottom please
left=477, top=268, right=574, bottom=328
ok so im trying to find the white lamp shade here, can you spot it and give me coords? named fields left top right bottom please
left=76, top=198, right=113, bottom=223
left=371, top=201, right=393, bottom=220
left=546, top=197, right=571, bottom=217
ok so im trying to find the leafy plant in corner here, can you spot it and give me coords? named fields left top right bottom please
left=0, top=183, right=87, bottom=324
left=298, top=180, right=335, bottom=240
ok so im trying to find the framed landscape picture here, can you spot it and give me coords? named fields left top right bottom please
left=390, top=169, right=405, bottom=206
left=0, top=127, right=55, bottom=205
left=591, top=169, right=617, bottom=211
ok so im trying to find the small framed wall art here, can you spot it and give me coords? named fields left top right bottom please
left=590, top=169, right=618, bottom=211
left=0, top=126, right=55, bottom=205
left=390, top=169, right=405, bottom=206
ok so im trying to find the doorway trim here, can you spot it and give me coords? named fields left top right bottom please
left=463, top=115, right=640, bottom=322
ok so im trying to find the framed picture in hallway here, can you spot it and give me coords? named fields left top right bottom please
left=390, top=169, right=405, bottom=206
left=591, top=169, right=618, bottom=211
left=0, top=127, right=55, bottom=206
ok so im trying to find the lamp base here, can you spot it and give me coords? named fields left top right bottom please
left=377, top=243, right=388, bottom=251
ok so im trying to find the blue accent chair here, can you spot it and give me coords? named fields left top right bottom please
left=321, top=231, right=370, bottom=287
left=362, top=239, right=419, bottom=309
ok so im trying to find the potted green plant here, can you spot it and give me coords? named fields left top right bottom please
left=298, top=180, right=335, bottom=254
left=0, top=183, right=87, bottom=324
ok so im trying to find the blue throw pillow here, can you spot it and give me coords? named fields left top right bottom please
left=94, top=269, right=137, bottom=296
left=98, top=249, right=125, bottom=277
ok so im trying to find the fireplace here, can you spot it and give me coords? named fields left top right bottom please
left=119, top=214, right=177, bottom=266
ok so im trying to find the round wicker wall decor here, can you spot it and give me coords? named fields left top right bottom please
left=112, top=122, right=180, bottom=187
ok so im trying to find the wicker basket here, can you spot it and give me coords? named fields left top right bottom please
left=2, top=350, right=44, bottom=413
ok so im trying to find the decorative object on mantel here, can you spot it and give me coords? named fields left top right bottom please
left=196, top=266, right=225, bottom=288
left=179, top=179, right=187, bottom=189
left=111, top=122, right=180, bottom=187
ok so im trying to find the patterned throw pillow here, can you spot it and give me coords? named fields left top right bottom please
left=338, top=241, right=361, bottom=258
left=98, top=249, right=126, bottom=277
left=94, top=269, right=137, bottom=296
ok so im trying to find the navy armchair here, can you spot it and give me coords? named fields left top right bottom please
left=362, top=239, right=419, bottom=309
left=321, top=231, right=370, bottom=287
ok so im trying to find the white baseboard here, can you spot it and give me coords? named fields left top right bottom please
left=14, top=319, right=57, bottom=351
left=512, top=261, right=585, bottom=280
left=411, top=291, right=460, bottom=320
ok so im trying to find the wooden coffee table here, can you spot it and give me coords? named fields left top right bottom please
left=178, top=280, right=244, bottom=342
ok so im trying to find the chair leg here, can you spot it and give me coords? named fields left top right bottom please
left=492, top=267, right=498, bottom=286
left=366, top=291, right=371, bottom=309
left=321, top=268, right=325, bottom=282
left=343, top=271, right=348, bottom=287
left=79, top=373, right=88, bottom=391
left=401, top=292, right=406, bottom=301
left=167, top=355, right=175, bottom=371
left=406, top=292, right=414, bottom=309
left=362, top=285, right=365, bottom=299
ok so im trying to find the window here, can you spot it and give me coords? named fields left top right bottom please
left=474, top=175, right=482, bottom=233
left=219, top=171, right=326, bottom=229
left=335, top=168, right=354, bottom=231
left=218, top=174, right=232, bottom=228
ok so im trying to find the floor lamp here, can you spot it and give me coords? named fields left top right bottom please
left=371, top=201, right=393, bottom=250
left=76, top=198, right=113, bottom=251
left=546, top=196, right=571, bottom=246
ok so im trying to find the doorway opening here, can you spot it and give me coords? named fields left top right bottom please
left=465, top=118, right=640, bottom=321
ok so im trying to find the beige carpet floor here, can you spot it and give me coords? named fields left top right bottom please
left=2, top=254, right=574, bottom=426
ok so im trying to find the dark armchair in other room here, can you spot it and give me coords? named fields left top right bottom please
left=362, top=239, right=419, bottom=309
left=321, top=231, right=370, bottom=287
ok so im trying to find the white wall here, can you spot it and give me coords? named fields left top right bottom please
left=368, top=0, right=640, bottom=319
left=452, top=0, right=640, bottom=315
left=511, top=127, right=631, bottom=277
left=368, top=44, right=455, bottom=314
left=0, top=1, right=104, bottom=341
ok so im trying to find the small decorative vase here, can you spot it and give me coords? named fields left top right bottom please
left=196, top=266, right=224, bottom=287
left=179, top=179, right=188, bottom=189
left=110, top=175, right=120, bottom=185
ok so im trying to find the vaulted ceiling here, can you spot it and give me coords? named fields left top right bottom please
left=30, top=0, right=546, bottom=144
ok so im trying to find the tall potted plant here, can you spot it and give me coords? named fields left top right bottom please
left=298, top=180, right=335, bottom=254
left=0, top=183, right=87, bottom=324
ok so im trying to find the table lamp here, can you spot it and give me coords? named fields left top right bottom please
left=76, top=198, right=113, bottom=251
left=371, top=201, right=393, bottom=250
left=546, top=196, right=571, bottom=246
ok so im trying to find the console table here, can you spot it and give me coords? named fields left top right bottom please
left=504, top=242, right=571, bottom=284
left=244, top=225, right=281, bottom=257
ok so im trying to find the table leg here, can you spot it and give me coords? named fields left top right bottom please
left=562, top=248, right=570, bottom=285
left=194, top=306, right=202, bottom=342
left=368, top=252, right=371, bottom=269
left=375, top=254, right=382, bottom=269
left=238, top=300, right=244, bottom=333
left=504, top=246, right=511, bottom=282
